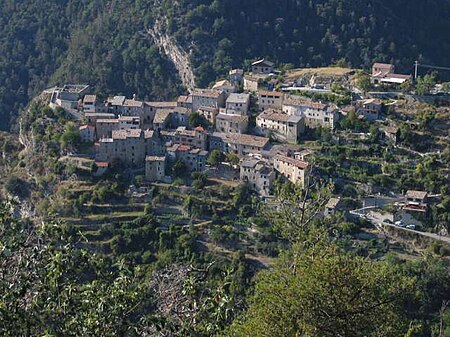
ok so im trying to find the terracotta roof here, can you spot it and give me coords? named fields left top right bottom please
left=110, top=96, right=126, bottom=106
left=227, top=93, right=250, bottom=104
left=144, top=130, right=155, bottom=139
left=192, top=89, right=222, bottom=98
left=229, top=69, right=243, bottom=75
left=213, top=132, right=269, bottom=148
left=153, top=110, right=172, bottom=124
left=79, top=124, right=95, bottom=131
left=95, top=161, right=109, bottom=168
left=145, top=101, right=178, bottom=108
left=326, top=197, right=341, bottom=209
left=194, top=126, right=205, bottom=132
left=258, top=90, right=283, bottom=97
left=85, top=113, right=115, bottom=118
left=146, top=155, right=165, bottom=162
left=112, top=129, right=142, bottom=139
left=406, top=190, right=428, bottom=200
left=373, top=63, right=394, bottom=69
left=123, top=99, right=144, bottom=107
left=97, top=119, right=119, bottom=123
left=177, top=95, right=190, bottom=103
left=213, top=79, right=232, bottom=88
left=274, top=154, right=308, bottom=169
left=257, top=110, right=289, bottom=122
left=216, top=113, right=248, bottom=123
left=283, top=98, right=327, bottom=110
left=83, top=95, right=97, bottom=104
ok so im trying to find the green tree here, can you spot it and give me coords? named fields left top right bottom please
left=189, top=111, right=209, bottom=128
left=415, top=73, right=437, bottom=95
left=355, top=74, right=371, bottom=93
left=226, top=243, right=413, bottom=337
left=207, top=149, right=225, bottom=167
left=60, top=123, right=81, bottom=150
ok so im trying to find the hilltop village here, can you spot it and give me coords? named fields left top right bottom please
left=40, top=59, right=449, bottom=242
left=49, top=60, right=408, bottom=193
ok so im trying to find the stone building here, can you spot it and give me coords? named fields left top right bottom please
left=258, top=90, right=284, bottom=110
left=191, top=89, right=226, bottom=112
left=209, top=132, right=270, bottom=156
left=240, top=158, right=275, bottom=196
left=273, top=154, right=309, bottom=186
left=215, top=114, right=249, bottom=134
left=145, top=156, right=166, bottom=182
left=256, top=109, right=305, bottom=143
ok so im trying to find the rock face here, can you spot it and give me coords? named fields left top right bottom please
left=148, top=16, right=196, bottom=92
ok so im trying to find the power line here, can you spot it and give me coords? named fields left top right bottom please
left=414, top=61, right=450, bottom=79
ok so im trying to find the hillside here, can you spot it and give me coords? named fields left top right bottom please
left=1, top=0, right=450, bottom=129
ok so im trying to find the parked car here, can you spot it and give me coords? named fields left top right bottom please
left=394, top=221, right=405, bottom=227
left=406, top=224, right=416, bottom=230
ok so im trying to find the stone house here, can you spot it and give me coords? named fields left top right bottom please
left=142, top=101, right=178, bottom=126
left=79, top=125, right=96, bottom=142
left=357, top=99, right=383, bottom=121
left=84, top=112, right=115, bottom=125
left=191, top=89, right=226, bottom=112
left=82, top=95, right=97, bottom=113
left=256, top=109, right=305, bottom=143
left=96, top=119, right=119, bottom=139
left=325, top=197, right=344, bottom=216
left=273, top=154, right=309, bottom=186
left=96, top=129, right=146, bottom=166
left=209, top=132, right=270, bottom=157
left=145, top=156, right=166, bottom=182
left=258, top=90, right=284, bottom=110
left=212, top=79, right=236, bottom=95
left=282, top=98, right=339, bottom=129
left=119, top=99, right=144, bottom=116
left=225, top=93, right=250, bottom=115
left=229, top=69, right=244, bottom=87
left=144, top=130, right=163, bottom=156
left=166, top=144, right=208, bottom=172
left=243, top=75, right=261, bottom=92
left=251, top=59, right=274, bottom=74
left=153, top=109, right=173, bottom=131
left=161, top=126, right=208, bottom=150
left=106, top=96, right=126, bottom=114
left=215, top=114, right=249, bottom=134
left=371, top=63, right=411, bottom=85
left=404, top=190, right=428, bottom=213
left=382, top=125, right=399, bottom=145
left=177, top=95, right=193, bottom=111
left=240, top=158, right=275, bottom=196
left=197, top=106, right=219, bottom=125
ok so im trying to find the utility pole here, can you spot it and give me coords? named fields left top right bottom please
left=414, top=60, right=419, bottom=81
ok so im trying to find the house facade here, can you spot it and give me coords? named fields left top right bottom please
left=191, top=89, right=226, bottom=112
left=256, top=110, right=305, bottom=143
left=273, top=154, right=309, bottom=186
left=145, top=156, right=166, bottom=182
left=240, top=158, right=275, bottom=196
left=258, top=90, right=284, bottom=110
left=215, top=114, right=249, bottom=134
left=209, top=132, right=270, bottom=156
left=225, top=93, right=250, bottom=115
left=251, top=59, right=274, bottom=74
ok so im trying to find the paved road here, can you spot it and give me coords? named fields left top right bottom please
left=365, top=212, right=450, bottom=245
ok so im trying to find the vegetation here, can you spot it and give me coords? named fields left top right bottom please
left=3, top=0, right=450, bottom=129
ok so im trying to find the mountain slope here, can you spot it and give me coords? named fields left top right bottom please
left=1, top=0, right=450, bottom=130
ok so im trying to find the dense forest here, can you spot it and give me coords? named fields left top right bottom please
left=1, top=0, right=450, bottom=130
